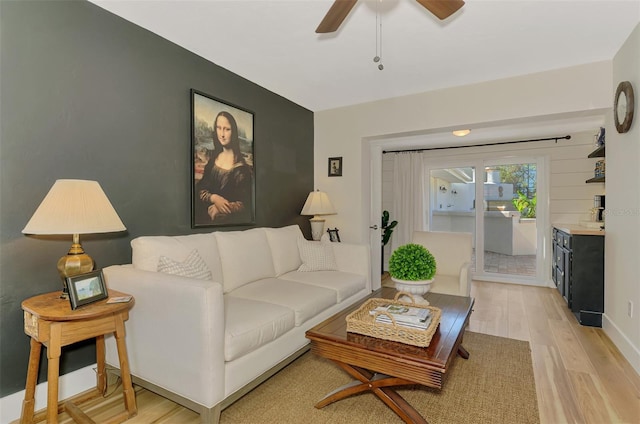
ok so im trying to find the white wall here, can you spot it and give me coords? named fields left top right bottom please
left=605, top=22, right=640, bottom=374
left=315, top=61, right=612, bottom=243
left=315, top=59, right=639, bottom=372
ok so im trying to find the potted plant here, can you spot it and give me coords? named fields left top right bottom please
left=388, top=243, right=437, bottom=304
left=381, top=210, right=397, bottom=274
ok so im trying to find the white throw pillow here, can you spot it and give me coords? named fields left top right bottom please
left=157, top=250, right=212, bottom=280
left=297, top=238, right=338, bottom=272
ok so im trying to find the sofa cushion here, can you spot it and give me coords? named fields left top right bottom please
left=224, top=297, right=295, bottom=362
left=264, top=225, right=303, bottom=276
left=131, top=233, right=222, bottom=282
left=228, top=278, right=335, bottom=326
left=215, top=228, right=276, bottom=293
left=157, top=250, right=212, bottom=280
left=297, top=239, right=338, bottom=272
left=278, top=271, right=366, bottom=303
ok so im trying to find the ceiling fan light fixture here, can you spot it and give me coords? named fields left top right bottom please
left=452, top=129, right=471, bottom=137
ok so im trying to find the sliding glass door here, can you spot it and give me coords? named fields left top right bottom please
left=482, top=162, right=537, bottom=277
left=428, top=157, right=543, bottom=282
left=429, top=166, right=477, bottom=271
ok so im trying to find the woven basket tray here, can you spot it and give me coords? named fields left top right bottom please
left=346, top=292, right=441, bottom=347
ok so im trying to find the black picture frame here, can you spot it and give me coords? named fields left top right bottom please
left=328, top=157, right=342, bottom=177
left=327, top=228, right=341, bottom=242
left=67, top=270, right=108, bottom=310
left=191, top=89, right=255, bottom=228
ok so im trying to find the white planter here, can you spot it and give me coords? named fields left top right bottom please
left=391, top=277, right=434, bottom=305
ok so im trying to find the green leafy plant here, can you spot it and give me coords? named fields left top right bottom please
left=512, top=191, right=537, bottom=218
left=381, top=210, right=398, bottom=246
left=388, top=243, right=437, bottom=281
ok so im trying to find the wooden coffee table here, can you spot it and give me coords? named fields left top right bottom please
left=305, top=287, right=474, bottom=424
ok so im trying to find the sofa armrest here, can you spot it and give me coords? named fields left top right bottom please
left=330, top=242, right=372, bottom=292
left=459, top=262, right=472, bottom=297
left=102, top=265, right=225, bottom=408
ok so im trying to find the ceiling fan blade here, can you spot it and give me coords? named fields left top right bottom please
left=415, top=0, right=465, bottom=20
left=316, top=0, right=358, bottom=33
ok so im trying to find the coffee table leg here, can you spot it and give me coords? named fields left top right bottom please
left=458, top=345, right=470, bottom=359
left=315, top=361, right=428, bottom=424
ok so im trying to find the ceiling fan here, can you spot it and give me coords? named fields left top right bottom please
left=316, top=0, right=465, bottom=33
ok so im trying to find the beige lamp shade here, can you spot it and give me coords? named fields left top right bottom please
left=300, top=190, right=336, bottom=217
left=301, top=190, right=336, bottom=241
left=23, top=179, right=126, bottom=295
left=22, top=179, right=126, bottom=235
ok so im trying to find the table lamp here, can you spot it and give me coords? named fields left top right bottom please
left=301, top=190, right=336, bottom=241
left=22, top=179, right=126, bottom=297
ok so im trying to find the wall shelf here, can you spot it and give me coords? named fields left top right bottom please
left=588, top=145, right=605, bottom=158
left=586, top=145, right=605, bottom=183
left=586, top=176, right=605, bottom=183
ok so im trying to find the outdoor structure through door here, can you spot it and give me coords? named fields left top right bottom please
left=428, top=161, right=538, bottom=280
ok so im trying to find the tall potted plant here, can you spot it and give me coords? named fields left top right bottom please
left=388, top=243, right=437, bottom=304
left=381, top=210, right=397, bottom=274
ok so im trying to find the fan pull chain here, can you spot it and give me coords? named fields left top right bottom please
left=373, top=0, right=384, bottom=70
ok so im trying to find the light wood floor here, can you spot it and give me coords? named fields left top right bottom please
left=468, top=280, right=640, bottom=424
left=21, top=280, right=640, bottom=423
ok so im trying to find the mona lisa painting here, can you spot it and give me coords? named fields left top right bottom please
left=191, top=89, right=255, bottom=228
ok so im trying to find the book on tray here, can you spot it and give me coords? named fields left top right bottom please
left=369, top=304, right=432, bottom=330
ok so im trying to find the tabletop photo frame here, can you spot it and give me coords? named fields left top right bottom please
left=67, top=269, right=108, bottom=310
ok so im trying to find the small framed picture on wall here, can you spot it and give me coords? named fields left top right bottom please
left=328, top=157, right=342, bottom=177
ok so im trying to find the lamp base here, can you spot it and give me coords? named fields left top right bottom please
left=57, top=237, right=94, bottom=296
left=309, top=217, right=326, bottom=241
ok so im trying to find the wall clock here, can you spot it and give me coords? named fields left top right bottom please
left=614, top=81, right=635, bottom=133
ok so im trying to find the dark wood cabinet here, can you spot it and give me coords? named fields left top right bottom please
left=552, top=227, right=604, bottom=327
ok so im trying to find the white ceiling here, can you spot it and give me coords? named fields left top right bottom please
left=89, top=0, right=639, bottom=113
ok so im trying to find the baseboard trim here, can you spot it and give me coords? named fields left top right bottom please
left=0, top=364, right=96, bottom=424
left=602, top=313, right=640, bottom=376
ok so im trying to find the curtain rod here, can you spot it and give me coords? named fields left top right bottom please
left=382, top=135, right=571, bottom=154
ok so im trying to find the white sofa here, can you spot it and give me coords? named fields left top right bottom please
left=102, top=225, right=371, bottom=423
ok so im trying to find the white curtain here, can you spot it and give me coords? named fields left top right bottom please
left=391, top=152, right=426, bottom=253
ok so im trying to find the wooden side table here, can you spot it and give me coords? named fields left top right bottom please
left=20, top=290, right=137, bottom=424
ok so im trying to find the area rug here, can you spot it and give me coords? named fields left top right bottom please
left=221, top=331, right=540, bottom=423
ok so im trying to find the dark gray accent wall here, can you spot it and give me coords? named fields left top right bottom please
left=0, top=0, right=313, bottom=396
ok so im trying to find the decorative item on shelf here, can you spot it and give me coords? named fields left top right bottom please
left=301, top=190, right=336, bottom=241
left=594, top=127, right=605, bottom=147
left=326, top=228, right=341, bottom=242
left=22, top=179, right=126, bottom=298
left=594, top=159, right=606, bottom=178
left=388, top=243, right=437, bottom=305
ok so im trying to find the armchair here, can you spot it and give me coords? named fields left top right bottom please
left=412, top=231, right=473, bottom=297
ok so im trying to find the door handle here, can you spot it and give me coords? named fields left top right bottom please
left=369, top=225, right=378, bottom=230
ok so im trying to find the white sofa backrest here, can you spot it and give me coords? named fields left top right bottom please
left=264, top=225, right=303, bottom=276
left=131, top=233, right=223, bottom=282
left=214, top=228, right=276, bottom=293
